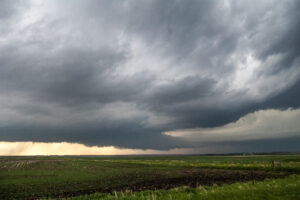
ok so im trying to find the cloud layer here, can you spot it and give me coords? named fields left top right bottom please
left=164, top=109, right=300, bottom=142
left=0, top=0, right=300, bottom=152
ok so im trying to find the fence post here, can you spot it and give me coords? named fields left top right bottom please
left=251, top=170, right=254, bottom=185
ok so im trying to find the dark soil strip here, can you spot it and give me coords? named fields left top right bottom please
left=54, top=169, right=288, bottom=199
left=118, top=169, right=287, bottom=191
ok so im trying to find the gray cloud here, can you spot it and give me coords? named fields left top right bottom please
left=0, top=0, right=299, bottom=151
left=142, top=76, right=216, bottom=108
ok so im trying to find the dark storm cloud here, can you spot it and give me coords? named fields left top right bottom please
left=0, top=120, right=189, bottom=150
left=261, top=79, right=300, bottom=109
left=127, top=0, right=217, bottom=54
left=143, top=76, right=216, bottom=107
left=0, top=47, right=147, bottom=106
left=256, top=0, right=300, bottom=74
left=191, top=136, right=300, bottom=154
left=0, top=0, right=299, bottom=151
left=126, top=0, right=240, bottom=76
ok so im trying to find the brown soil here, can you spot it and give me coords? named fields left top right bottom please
left=106, top=169, right=286, bottom=191
left=57, top=169, right=288, bottom=199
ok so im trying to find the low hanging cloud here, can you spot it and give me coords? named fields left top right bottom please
left=0, top=0, right=300, bottom=153
left=164, top=109, right=300, bottom=142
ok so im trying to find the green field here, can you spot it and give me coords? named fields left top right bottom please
left=1, top=154, right=300, bottom=199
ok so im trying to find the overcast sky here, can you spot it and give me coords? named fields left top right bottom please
left=0, top=0, right=300, bottom=154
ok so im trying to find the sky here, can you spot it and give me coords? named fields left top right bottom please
left=0, top=0, right=300, bottom=155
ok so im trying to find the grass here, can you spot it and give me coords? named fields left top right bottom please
left=56, top=175, right=300, bottom=200
left=100, top=154, right=300, bottom=172
left=0, top=154, right=300, bottom=199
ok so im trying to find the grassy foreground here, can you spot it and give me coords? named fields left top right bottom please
left=51, top=175, right=300, bottom=200
left=0, top=154, right=300, bottom=199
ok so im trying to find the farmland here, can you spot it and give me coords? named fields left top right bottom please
left=0, top=154, right=300, bottom=199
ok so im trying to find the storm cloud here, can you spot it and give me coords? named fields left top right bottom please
left=0, top=0, right=300, bottom=152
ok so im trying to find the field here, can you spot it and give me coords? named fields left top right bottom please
left=0, top=154, right=300, bottom=199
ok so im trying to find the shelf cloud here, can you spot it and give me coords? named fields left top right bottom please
left=0, top=0, right=300, bottom=153
left=164, top=109, right=300, bottom=142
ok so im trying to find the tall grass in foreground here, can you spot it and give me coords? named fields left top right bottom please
left=52, top=175, right=300, bottom=200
